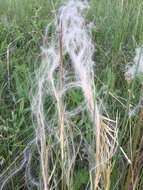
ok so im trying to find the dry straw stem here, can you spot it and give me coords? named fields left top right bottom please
left=123, top=118, right=143, bottom=190
left=90, top=108, right=118, bottom=190
left=58, top=21, right=66, bottom=189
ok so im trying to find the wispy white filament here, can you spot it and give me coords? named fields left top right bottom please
left=59, top=0, right=95, bottom=110
left=125, top=47, right=143, bottom=117
left=125, top=47, right=143, bottom=81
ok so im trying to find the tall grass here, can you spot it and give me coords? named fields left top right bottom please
left=0, top=0, right=143, bottom=189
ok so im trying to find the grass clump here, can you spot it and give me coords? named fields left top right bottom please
left=0, top=0, right=143, bottom=189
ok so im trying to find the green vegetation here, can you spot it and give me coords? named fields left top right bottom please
left=0, top=0, right=143, bottom=189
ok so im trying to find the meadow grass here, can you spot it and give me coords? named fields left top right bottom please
left=0, top=0, right=143, bottom=189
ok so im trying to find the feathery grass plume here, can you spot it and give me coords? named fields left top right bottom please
left=59, top=1, right=118, bottom=189
left=59, top=0, right=95, bottom=111
left=31, top=2, right=84, bottom=188
left=125, top=47, right=143, bottom=117
left=125, top=47, right=143, bottom=82
left=32, top=48, right=57, bottom=189
left=32, top=0, right=119, bottom=189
